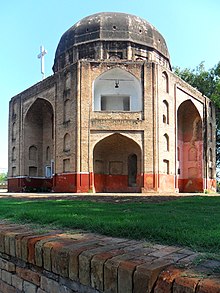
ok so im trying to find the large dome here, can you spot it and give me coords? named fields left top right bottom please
left=53, top=12, right=170, bottom=72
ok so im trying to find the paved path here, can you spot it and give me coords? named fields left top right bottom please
left=0, top=190, right=219, bottom=203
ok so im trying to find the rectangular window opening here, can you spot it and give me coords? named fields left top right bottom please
left=101, top=95, right=130, bottom=111
left=45, top=166, right=52, bottom=178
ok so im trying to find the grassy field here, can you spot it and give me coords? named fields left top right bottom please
left=0, top=196, right=220, bottom=254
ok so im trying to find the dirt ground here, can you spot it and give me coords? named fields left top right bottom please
left=0, top=190, right=216, bottom=203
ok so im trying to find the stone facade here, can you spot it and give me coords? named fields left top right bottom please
left=8, top=12, right=216, bottom=193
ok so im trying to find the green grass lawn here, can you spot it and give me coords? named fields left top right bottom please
left=0, top=196, right=220, bottom=254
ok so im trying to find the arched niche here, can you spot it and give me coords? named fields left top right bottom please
left=64, top=133, right=71, bottom=151
left=164, top=133, right=169, bottom=151
left=12, top=122, right=16, bottom=140
left=162, top=71, right=169, bottom=93
left=93, top=133, right=142, bottom=192
left=29, top=145, right=38, bottom=161
left=188, top=147, right=197, bottom=161
left=24, top=98, right=54, bottom=177
left=64, top=99, right=71, bottom=122
left=93, top=68, right=142, bottom=112
left=163, top=100, right=169, bottom=124
left=209, top=148, right=213, bottom=162
left=12, top=147, right=16, bottom=161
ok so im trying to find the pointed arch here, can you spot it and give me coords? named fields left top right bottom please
left=177, top=100, right=203, bottom=192
left=164, top=133, right=169, bottom=151
left=162, top=71, right=169, bottom=93
left=24, top=98, right=54, bottom=177
left=163, top=100, right=169, bottom=124
left=64, top=133, right=71, bottom=151
left=188, top=147, right=197, bottom=161
left=93, top=133, right=142, bottom=192
left=93, top=68, right=142, bottom=112
left=12, top=122, right=16, bottom=140
left=46, top=146, right=51, bottom=161
left=12, top=147, right=16, bottom=161
left=29, top=145, right=37, bottom=161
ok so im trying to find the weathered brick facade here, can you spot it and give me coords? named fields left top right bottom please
left=8, top=12, right=216, bottom=193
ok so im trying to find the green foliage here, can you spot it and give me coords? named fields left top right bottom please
left=0, top=173, right=7, bottom=184
left=1, top=197, right=220, bottom=254
left=173, top=62, right=220, bottom=104
left=174, top=62, right=220, bottom=168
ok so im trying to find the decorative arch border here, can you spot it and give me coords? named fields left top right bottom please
left=91, top=131, right=143, bottom=152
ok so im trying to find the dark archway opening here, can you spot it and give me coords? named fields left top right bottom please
left=128, top=154, right=137, bottom=187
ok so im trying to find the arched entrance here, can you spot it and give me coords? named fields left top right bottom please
left=93, top=134, right=142, bottom=192
left=24, top=99, right=54, bottom=178
left=177, top=100, right=203, bottom=192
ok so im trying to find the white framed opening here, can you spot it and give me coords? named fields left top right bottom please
left=93, top=68, right=142, bottom=112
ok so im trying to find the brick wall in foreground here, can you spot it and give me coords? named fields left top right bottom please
left=0, top=223, right=219, bottom=293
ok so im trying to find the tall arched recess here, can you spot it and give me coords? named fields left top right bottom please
left=24, top=98, right=54, bottom=177
left=93, top=134, right=142, bottom=192
left=93, top=68, right=142, bottom=112
left=177, top=100, right=203, bottom=192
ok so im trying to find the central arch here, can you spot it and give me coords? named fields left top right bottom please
left=93, top=134, right=142, bottom=192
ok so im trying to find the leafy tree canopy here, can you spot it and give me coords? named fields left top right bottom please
left=173, top=61, right=220, bottom=107
left=0, top=173, right=7, bottom=184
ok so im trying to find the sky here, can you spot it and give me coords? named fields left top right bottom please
left=1, top=0, right=220, bottom=172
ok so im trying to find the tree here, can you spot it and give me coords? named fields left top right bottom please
left=0, top=173, right=7, bottom=184
left=173, top=62, right=220, bottom=169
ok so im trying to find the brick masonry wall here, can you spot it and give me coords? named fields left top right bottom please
left=0, top=223, right=219, bottom=293
left=8, top=59, right=216, bottom=193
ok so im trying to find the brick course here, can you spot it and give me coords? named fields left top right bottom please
left=0, top=223, right=219, bottom=293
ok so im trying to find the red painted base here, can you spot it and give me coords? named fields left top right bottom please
left=8, top=173, right=216, bottom=193
left=53, top=173, right=91, bottom=193
left=178, top=178, right=203, bottom=193
left=94, top=174, right=142, bottom=193
left=142, top=174, right=175, bottom=192
left=8, top=177, right=53, bottom=192
left=53, top=173, right=76, bottom=193
left=142, top=173, right=156, bottom=191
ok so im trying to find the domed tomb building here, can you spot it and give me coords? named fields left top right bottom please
left=8, top=12, right=216, bottom=193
